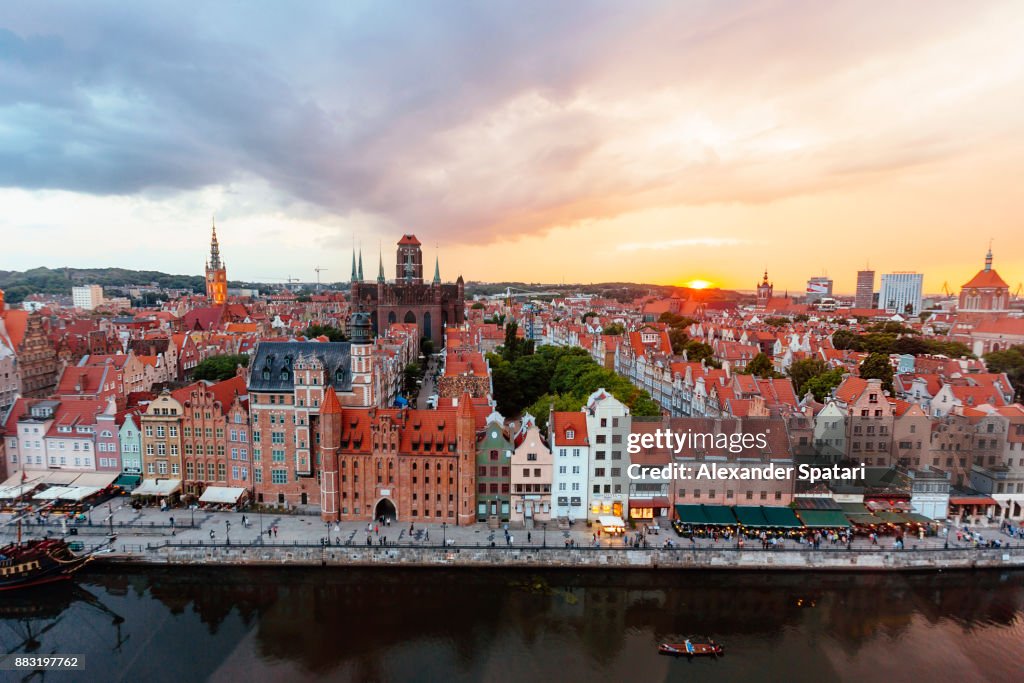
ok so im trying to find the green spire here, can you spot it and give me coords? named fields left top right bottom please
left=358, top=249, right=364, bottom=282
left=433, top=255, right=441, bottom=284
left=350, top=250, right=357, bottom=283
left=377, top=249, right=385, bottom=283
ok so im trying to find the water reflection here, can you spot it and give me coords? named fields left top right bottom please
left=2, top=568, right=1022, bottom=682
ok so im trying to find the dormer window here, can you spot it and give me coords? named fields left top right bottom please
left=566, top=429, right=575, bottom=440
left=262, top=368, right=271, bottom=380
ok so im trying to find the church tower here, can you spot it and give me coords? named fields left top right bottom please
left=349, top=310, right=374, bottom=406
left=756, top=269, right=773, bottom=307
left=959, top=246, right=1010, bottom=313
left=396, top=234, right=424, bottom=284
left=205, top=220, right=228, bottom=306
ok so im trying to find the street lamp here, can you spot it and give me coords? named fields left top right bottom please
left=442, top=522, right=447, bottom=548
left=225, top=519, right=231, bottom=545
left=542, top=522, right=547, bottom=548
left=190, top=505, right=195, bottom=528
left=108, top=503, right=114, bottom=536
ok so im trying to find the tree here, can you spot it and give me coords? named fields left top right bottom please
left=420, top=338, right=434, bottom=357
left=583, top=311, right=599, bottom=321
left=471, top=302, right=485, bottom=309
left=602, top=322, right=625, bottom=336
left=858, top=353, right=894, bottom=394
left=804, top=368, right=846, bottom=402
left=985, top=346, right=1024, bottom=401
left=788, top=358, right=829, bottom=397
left=683, top=340, right=716, bottom=364
left=831, top=329, right=861, bottom=351
left=303, top=324, right=346, bottom=341
left=402, top=362, right=422, bottom=395
left=741, top=353, right=777, bottom=378
left=192, top=354, right=249, bottom=381
left=763, top=317, right=789, bottom=327
left=669, top=328, right=688, bottom=355
left=658, top=312, right=697, bottom=329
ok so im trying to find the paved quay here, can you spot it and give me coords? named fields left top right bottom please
left=6, top=504, right=1024, bottom=571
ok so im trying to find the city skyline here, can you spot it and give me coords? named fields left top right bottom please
left=1, top=1, right=1023, bottom=291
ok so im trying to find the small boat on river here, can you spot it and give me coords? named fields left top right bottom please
left=658, top=637, right=723, bottom=657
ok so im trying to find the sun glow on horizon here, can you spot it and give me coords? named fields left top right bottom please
left=683, top=279, right=713, bottom=290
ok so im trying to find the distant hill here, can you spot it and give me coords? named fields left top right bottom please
left=0, top=267, right=207, bottom=304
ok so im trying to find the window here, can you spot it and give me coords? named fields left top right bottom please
left=271, top=469, right=288, bottom=484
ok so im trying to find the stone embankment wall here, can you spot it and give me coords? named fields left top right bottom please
left=102, top=545, right=1024, bottom=572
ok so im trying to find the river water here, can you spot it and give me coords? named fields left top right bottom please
left=2, top=567, right=1022, bottom=682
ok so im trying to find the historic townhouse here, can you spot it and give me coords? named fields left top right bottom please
left=584, top=388, right=631, bottom=522
left=177, top=375, right=248, bottom=498
left=892, top=400, right=930, bottom=468
left=670, top=416, right=795, bottom=506
left=140, top=391, right=185, bottom=484
left=510, top=414, right=553, bottom=526
left=118, top=409, right=144, bottom=481
left=549, top=411, right=589, bottom=522
left=476, top=412, right=513, bottom=522
left=833, top=377, right=894, bottom=466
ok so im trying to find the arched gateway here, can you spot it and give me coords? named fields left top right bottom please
left=374, top=498, right=397, bottom=522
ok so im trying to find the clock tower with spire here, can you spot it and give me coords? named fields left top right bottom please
left=205, top=220, right=228, bottom=306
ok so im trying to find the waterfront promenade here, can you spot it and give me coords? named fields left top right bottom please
left=4, top=503, right=1024, bottom=571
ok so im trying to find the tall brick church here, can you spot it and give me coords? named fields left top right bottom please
left=350, top=234, right=465, bottom=341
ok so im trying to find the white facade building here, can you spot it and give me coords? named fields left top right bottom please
left=549, top=411, right=589, bottom=522
left=879, top=273, right=923, bottom=316
left=72, top=285, right=104, bottom=310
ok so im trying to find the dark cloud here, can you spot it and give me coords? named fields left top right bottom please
left=0, top=1, right=1018, bottom=245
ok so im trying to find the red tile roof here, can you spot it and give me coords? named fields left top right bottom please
left=961, top=269, right=1009, bottom=290
left=551, top=412, right=588, bottom=446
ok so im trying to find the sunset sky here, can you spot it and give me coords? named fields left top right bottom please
left=1, top=1, right=1022, bottom=294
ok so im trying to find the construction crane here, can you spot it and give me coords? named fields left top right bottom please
left=314, top=266, right=329, bottom=291
left=1014, top=283, right=1022, bottom=300
left=941, top=281, right=953, bottom=297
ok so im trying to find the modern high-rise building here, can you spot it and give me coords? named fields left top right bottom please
left=855, top=270, right=875, bottom=309
left=879, top=272, right=924, bottom=316
left=72, top=284, right=104, bottom=310
left=805, top=276, right=833, bottom=301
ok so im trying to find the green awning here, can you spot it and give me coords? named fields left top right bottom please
left=762, top=506, right=802, bottom=528
left=701, top=505, right=737, bottom=526
left=902, top=512, right=934, bottom=524
left=846, top=513, right=883, bottom=526
left=733, top=505, right=770, bottom=527
left=798, top=510, right=852, bottom=528
left=674, top=504, right=709, bottom=525
left=840, top=502, right=870, bottom=514
left=115, top=474, right=141, bottom=488
left=875, top=511, right=911, bottom=524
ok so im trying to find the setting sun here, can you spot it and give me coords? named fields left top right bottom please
left=684, top=279, right=713, bottom=290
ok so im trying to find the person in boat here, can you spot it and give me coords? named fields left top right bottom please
left=685, top=639, right=694, bottom=654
